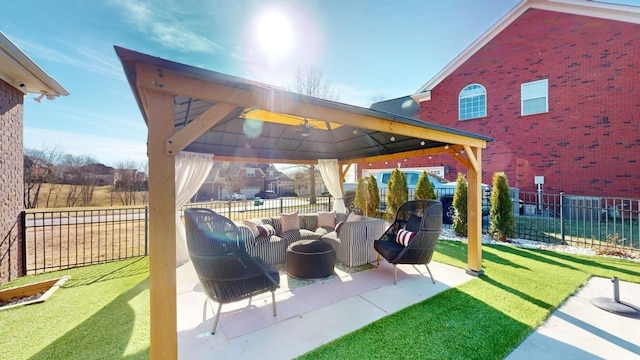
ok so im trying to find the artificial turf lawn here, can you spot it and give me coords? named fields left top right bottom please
left=1, top=241, right=638, bottom=360
left=0, top=257, right=150, bottom=360
left=299, top=240, right=640, bottom=360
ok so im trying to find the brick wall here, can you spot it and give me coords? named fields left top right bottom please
left=415, top=9, right=640, bottom=197
left=0, top=78, right=25, bottom=285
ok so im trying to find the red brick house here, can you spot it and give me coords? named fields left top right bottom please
left=197, top=162, right=294, bottom=200
left=0, top=31, right=68, bottom=284
left=381, top=0, right=640, bottom=197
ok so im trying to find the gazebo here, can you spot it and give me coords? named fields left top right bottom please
left=115, top=46, right=493, bottom=359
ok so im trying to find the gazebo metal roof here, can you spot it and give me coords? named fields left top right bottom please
left=117, top=46, right=491, bottom=165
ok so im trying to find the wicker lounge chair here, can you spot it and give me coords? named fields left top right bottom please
left=374, top=200, right=442, bottom=284
left=184, top=208, right=280, bottom=334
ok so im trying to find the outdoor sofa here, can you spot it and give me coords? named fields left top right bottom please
left=236, top=211, right=386, bottom=267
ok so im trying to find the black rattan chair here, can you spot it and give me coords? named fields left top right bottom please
left=374, top=200, right=442, bottom=284
left=184, top=208, right=280, bottom=334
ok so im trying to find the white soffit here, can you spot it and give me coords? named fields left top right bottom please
left=0, top=31, right=69, bottom=97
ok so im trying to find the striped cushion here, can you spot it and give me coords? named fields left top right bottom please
left=257, top=224, right=276, bottom=237
left=242, top=218, right=262, bottom=237
left=395, top=229, right=416, bottom=247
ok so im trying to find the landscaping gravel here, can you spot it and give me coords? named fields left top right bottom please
left=439, top=228, right=639, bottom=262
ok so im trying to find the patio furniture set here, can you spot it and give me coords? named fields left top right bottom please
left=184, top=200, right=442, bottom=334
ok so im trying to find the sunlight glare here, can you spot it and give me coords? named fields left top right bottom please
left=256, top=9, right=294, bottom=59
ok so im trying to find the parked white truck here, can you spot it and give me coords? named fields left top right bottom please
left=375, top=170, right=492, bottom=224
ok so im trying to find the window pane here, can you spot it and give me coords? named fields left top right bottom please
left=521, top=79, right=548, bottom=116
left=523, top=97, right=546, bottom=115
left=459, top=84, right=486, bottom=120
left=522, top=80, right=547, bottom=98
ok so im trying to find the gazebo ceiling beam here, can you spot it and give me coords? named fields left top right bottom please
left=166, top=102, right=238, bottom=155
left=213, top=155, right=318, bottom=165
left=354, top=145, right=458, bottom=165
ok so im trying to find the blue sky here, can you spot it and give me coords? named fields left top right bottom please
left=4, top=0, right=637, bottom=166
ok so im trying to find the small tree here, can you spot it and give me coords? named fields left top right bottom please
left=353, top=175, right=380, bottom=218
left=365, top=175, right=380, bottom=218
left=353, top=177, right=368, bottom=213
left=489, top=172, right=515, bottom=241
left=385, top=169, right=408, bottom=220
left=452, top=173, right=468, bottom=237
left=415, top=171, right=436, bottom=200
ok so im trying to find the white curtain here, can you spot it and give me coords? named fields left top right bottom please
left=175, top=152, right=214, bottom=266
left=318, top=159, right=346, bottom=213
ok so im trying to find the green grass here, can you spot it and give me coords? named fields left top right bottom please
left=0, top=257, right=150, bottom=360
left=1, top=243, right=638, bottom=360
left=299, top=241, right=640, bottom=359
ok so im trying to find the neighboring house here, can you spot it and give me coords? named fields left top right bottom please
left=197, top=162, right=288, bottom=200
left=372, top=0, right=640, bottom=198
left=0, top=31, right=68, bottom=284
left=260, top=164, right=295, bottom=195
left=58, top=163, right=115, bottom=186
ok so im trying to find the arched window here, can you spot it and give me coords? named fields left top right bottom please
left=458, top=84, right=487, bottom=120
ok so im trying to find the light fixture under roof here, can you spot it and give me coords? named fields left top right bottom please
left=34, top=94, right=44, bottom=103
left=297, top=118, right=314, bottom=137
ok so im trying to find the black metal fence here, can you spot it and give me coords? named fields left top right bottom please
left=514, top=192, right=639, bottom=253
left=22, top=206, right=148, bottom=275
left=0, top=218, right=22, bottom=282
left=12, top=190, right=639, bottom=277
left=181, top=195, right=337, bottom=221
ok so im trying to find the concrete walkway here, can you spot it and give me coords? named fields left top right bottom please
left=506, top=276, right=640, bottom=359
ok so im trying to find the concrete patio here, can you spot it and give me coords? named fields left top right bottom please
left=176, top=260, right=473, bottom=359
left=176, top=259, right=640, bottom=359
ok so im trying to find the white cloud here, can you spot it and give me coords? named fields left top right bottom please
left=109, top=0, right=223, bottom=53
left=15, top=38, right=125, bottom=80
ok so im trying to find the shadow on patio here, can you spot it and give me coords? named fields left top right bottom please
left=175, top=259, right=473, bottom=359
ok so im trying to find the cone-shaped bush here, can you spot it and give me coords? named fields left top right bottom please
left=353, top=177, right=367, bottom=213
left=365, top=175, right=380, bottom=218
left=489, top=172, right=515, bottom=241
left=415, top=171, right=437, bottom=200
left=385, top=168, right=408, bottom=220
left=452, top=173, right=468, bottom=237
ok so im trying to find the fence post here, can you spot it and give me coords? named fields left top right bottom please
left=144, top=206, right=149, bottom=256
left=560, top=192, right=565, bottom=243
left=20, top=211, right=27, bottom=278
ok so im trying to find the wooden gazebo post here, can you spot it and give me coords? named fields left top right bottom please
left=144, top=89, right=179, bottom=358
left=465, top=146, right=484, bottom=275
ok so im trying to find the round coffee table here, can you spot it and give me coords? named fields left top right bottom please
left=286, top=240, right=336, bottom=279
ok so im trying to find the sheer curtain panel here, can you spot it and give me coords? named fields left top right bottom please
left=175, top=152, right=214, bottom=266
left=318, top=159, right=346, bottom=213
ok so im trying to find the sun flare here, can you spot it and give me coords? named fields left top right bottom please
left=255, top=9, right=294, bottom=58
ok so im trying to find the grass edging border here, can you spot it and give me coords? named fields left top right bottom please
left=0, top=275, right=70, bottom=311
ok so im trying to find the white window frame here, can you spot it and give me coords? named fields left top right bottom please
left=521, top=79, right=548, bottom=116
left=458, top=84, right=487, bottom=120
left=246, top=169, right=255, bottom=178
